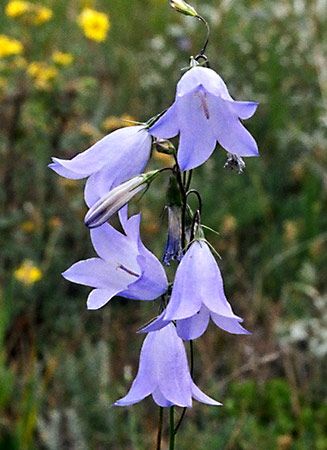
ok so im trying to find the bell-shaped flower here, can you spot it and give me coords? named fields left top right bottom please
left=49, top=125, right=152, bottom=205
left=141, top=240, right=249, bottom=339
left=114, top=323, right=221, bottom=407
left=149, top=66, right=259, bottom=171
left=62, top=208, right=168, bottom=309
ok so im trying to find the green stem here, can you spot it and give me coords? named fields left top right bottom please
left=156, top=407, right=164, bottom=450
left=169, top=406, right=175, bottom=450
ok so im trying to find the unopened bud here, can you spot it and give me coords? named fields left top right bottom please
left=169, top=0, right=198, bottom=18
left=84, top=171, right=159, bottom=228
left=224, top=153, right=246, bottom=174
left=154, top=139, right=176, bottom=155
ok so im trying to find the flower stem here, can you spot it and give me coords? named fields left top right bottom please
left=156, top=407, right=164, bottom=450
left=169, top=406, right=175, bottom=450
left=196, top=15, right=210, bottom=58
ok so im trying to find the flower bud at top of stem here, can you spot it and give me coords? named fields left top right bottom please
left=169, top=0, right=198, bottom=18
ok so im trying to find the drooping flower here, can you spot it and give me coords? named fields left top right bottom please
left=49, top=125, right=152, bottom=206
left=149, top=65, right=259, bottom=171
left=84, top=171, right=160, bottom=229
left=115, top=323, right=221, bottom=407
left=62, top=208, right=168, bottom=310
left=141, top=240, right=249, bottom=339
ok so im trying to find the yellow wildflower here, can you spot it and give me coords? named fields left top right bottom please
left=222, top=215, right=237, bottom=234
left=20, top=220, right=37, bottom=233
left=0, top=35, right=23, bottom=58
left=5, top=0, right=30, bottom=18
left=33, top=6, right=52, bottom=25
left=283, top=220, right=298, bottom=243
left=27, top=61, right=58, bottom=89
left=6, top=1, right=52, bottom=25
left=102, top=114, right=136, bottom=132
left=14, top=260, right=43, bottom=285
left=78, top=8, right=110, bottom=42
left=52, top=51, right=74, bottom=66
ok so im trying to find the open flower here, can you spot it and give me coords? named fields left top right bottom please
left=141, top=240, right=249, bottom=339
left=78, top=8, right=110, bottom=43
left=0, top=35, right=23, bottom=58
left=62, top=208, right=167, bottom=310
left=149, top=66, right=259, bottom=171
left=49, top=125, right=152, bottom=206
left=115, top=323, right=221, bottom=407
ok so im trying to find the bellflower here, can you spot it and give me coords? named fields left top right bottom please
left=49, top=125, right=152, bottom=206
left=114, top=323, right=221, bottom=407
left=141, top=240, right=248, bottom=339
left=149, top=66, right=259, bottom=171
left=62, top=208, right=167, bottom=309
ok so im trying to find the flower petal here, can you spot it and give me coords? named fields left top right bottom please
left=49, top=160, right=85, bottom=179
left=51, top=126, right=150, bottom=179
left=152, top=388, right=174, bottom=407
left=114, top=332, right=158, bottom=406
left=90, top=223, right=139, bottom=273
left=211, top=313, right=251, bottom=335
left=149, top=103, right=179, bottom=140
left=138, top=311, right=170, bottom=334
left=62, top=257, right=132, bottom=290
left=176, top=87, right=217, bottom=170
left=87, top=288, right=121, bottom=310
left=224, top=99, right=259, bottom=120
left=156, top=325, right=193, bottom=407
left=176, top=307, right=210, bottom=340
left=177, top=66, right=229, bottom=98
left=191, top=382, right=222, bottom=406
left=208, top=94, right=259, bottom=157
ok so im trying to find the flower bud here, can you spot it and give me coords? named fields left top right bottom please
left=169, top=0, right=198, bottom=18
left=224, top=153, right=246, bottom=174
left=154, top=138, right=176, bottom=155
left=84, top=171, right=159, bottom=228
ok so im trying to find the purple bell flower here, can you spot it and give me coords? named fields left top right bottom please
left=141, top=240, right=249, bottom=339
left=62, top=207, right=167, bottom=309
left=114, top=323, right=221, bottom=407
left=149, top=66, right=259, bottom=171
left=49, top=125, right=152, bottom=206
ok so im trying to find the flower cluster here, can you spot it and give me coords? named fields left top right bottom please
left=5, top=1, right=53, bottom=25
left=50, top=3, right=259, bottom=426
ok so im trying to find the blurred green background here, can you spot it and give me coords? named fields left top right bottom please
left=0, top=0, right=326, bottom=449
